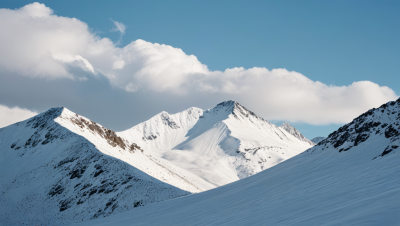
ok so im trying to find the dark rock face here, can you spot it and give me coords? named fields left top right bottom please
left=69, top=116, right=128, bottom=150
left=385, top=125, right=400, bottom=139
left=160, top=113, right=180, bottom=129
left=130, top=143, right=143, bottom=153
left=316, top=98, right=400, bottom=157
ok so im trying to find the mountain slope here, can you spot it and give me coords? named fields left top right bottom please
left=0, top=107, right=210, bottom=226
left=279, top=122, right=315, bottom=145
left=74, top=98, right=400, bottom=226
left=118, top=101, right=313, bottom=187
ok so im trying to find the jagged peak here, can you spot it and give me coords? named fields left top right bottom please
left=216, top=100, right=236, bottom=107
left=279, top=122, right=300, bottom=134
left=185, top=106, right=203, bottom=113
left=211, top=100, right=243, bottom=113
left=279, top=122, right=314, bottom=145
left=157, top=111, right=170, bottom=117
left=153, top=107, right=203, bottom=118
left=204, top=100, right=270, bottom=124
left=27, top=106, right=85, bottom=123
left=22, top=107, right=142, bottom=152
left=25, top=107, right=65, bottom=129
left=280, top=122, right=293, bottom=128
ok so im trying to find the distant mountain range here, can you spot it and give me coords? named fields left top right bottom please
left=118, top=100, right=314, bottom=187
left=73, top=99, right=400, bottom=226
left=311, top=136, right=325, bottom=144
left=0, top=101, right=313, bottom=225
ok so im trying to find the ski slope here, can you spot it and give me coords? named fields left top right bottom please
left=72, top=99, right=400, bottom=226
left=118, top=101, right=313, bottom=187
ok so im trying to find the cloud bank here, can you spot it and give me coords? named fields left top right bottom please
left=0, top=3, right=397, bottom=124
left=0, top=104, right=38, bottom=128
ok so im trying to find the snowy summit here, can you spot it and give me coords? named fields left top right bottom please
left=118, top=100, right=314, bottom=187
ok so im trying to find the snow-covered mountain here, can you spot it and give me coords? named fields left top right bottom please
left=118, top=101, right=314, bottom=187
left=311, top=136, right=325, bottom=144
left=0, top=107, right=211, bottom=226
left=72, top=98, right=400, bottom=226
left=279, top=122, right=315, bottom=145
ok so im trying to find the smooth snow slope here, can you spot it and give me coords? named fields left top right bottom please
left=72, top=99, right=400, bottom=226
left=0, top=107, right=211, bottom=226
left=118, top=101, right=313, bottom=187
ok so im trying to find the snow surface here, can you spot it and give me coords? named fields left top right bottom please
left=71, top=98, right=400, bottom=226
left=0, top=108, right=210, bottom=225
left=118, top=101, right=313, bottom=187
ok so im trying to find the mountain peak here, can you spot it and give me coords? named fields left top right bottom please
left=280, top=122, right=293, bottom=128
left=279, top=122, right=315, bottom=145
left=215, top=100, right=237, bottom=111
left=25, top=107, right=65, bottom=129
left=212, top=100, right=255, bottom=117
left=216, top=100, right=236, bottom=105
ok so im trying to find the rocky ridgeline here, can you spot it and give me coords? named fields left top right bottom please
left=315, top=98, right=400, bottom=158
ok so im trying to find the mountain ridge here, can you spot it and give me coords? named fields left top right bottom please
left=0, top=107, right=209, bottom=226
left=71, top=98, right=400, bottom=226
left=0, top=101, right=315, bottom=225
left=119, top=100, right=314, bottom=186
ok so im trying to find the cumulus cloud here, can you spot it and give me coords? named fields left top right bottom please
left=0, top=3, right=397, bottom=125
left=0, top=2, right=104, bottom=79
left=0, top=104, right=38, bottom=128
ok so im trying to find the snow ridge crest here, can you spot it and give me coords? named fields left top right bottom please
left=209, top=100, right=268, bottom=124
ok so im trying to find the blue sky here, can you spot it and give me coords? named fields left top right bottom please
left=35, top=0, right=400, bottom=88
left=0, top=0, right=399, bottom=139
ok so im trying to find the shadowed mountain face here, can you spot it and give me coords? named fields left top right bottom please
left=0, top=107, right=206, bottom=226
left=118, top=100, right=313, bottom=187
left=72, top=98, right=400, bottom=226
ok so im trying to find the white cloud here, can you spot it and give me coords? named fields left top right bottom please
left=0, top=104, right=38, bottom=128
left=111, top=19, right=126, bottom=35
left=112, top=59, right=125, bottom=70
left=53, top=54, right=95, bottom=73
left=0, top=3, right=398, bottom=125
left=0, top=2, right=109, bottom=79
